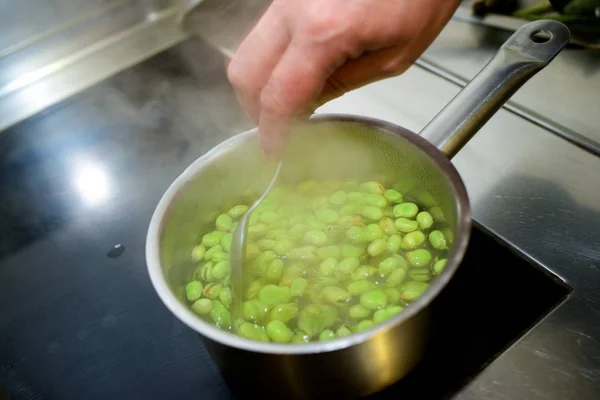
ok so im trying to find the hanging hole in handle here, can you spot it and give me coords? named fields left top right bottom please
left=530, top=30, right=553, bottom=43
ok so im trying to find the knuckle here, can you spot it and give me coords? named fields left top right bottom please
left=260, top=85, right=294, bottom=118
left=226, top=59, right=247, bottom=91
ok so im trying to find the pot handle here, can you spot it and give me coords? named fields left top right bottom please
left=419, top=20, right=570, bottom=159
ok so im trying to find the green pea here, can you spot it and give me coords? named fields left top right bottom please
left=393, top=203, right=419, bottom=218
left=211, top=261, right=230, bottom=281
left=292, top=334, right=310, bottom=344
left=409, top=267, right=431, bottom=282
left=337, top=325, right=353, bottom=337
left=340, top=215, right=364, bottom=227
left=379, top=256, right=407, bottom=276
left=258, top=284, right=291, bottom=305
left=220, top=233, right=233, bottom=252
left=349, top=304, right=371, bottom=319
left=342, top=244, right=366, bottom=258
left=266, top=320, right=294, bottom=343
left=387, top=235, right=402, bottom=253
left=416, top=211, right=434, bottom=230
left=288, top=246, right=317, bottom=261
left=365, top=224, right=383, bottom=241
left=303, top=230, right=328, bottom=246
left=307, top=195, right=328, bottom=210
left=340, top=204, right=362, bottom=216
left=323, top=286, right=352, bottom=304
left=367, top=239, right=387, bottom=257
left=359, top=181, right=385, bottom=195
left=191, top=244, right=206, bottom=261
left=298, top=305, right=326, bottom=337
left=433, top=258, right=448, bottom=275
left=260, top=211, right=280, bottom=224
left=273, top=239, right=294, bottom=256
left=379, top=217, right=399, bottom=235
left=399, top=281, right=430, bottom=302
left=185, top=280, right=203, bottom=301
left=346, top=226, right=366, bottom=244
left=357, top=320, right=374, bottom=331
left=203, top=283, right=222, bottom=299
left=387, top=268, right=407, bottom=286
left=191, top=298, right=213, bottom=315
left=270, top=303, right=298, bottom=323
left=288, top=224, right=308, bottom=241
left=362, top=206, right=383, bottom=221
left=216, top=214, right=233, bottom=231
left=316, top=209, right=340, bottom=224
left=239, top=322, right=270, bottom=342
left=243, top=299, right=269, bottom=323
left=266, top=259, right=284, bottom=283
left=351, top=266, right=377, bottom=281
left=248, top=223, right=268, bottom=238
left=365, top=194, right=388, bottom=208
left=290, top=277, right=308, bottom=297
left=338, top=257, right=360, bottom=275
left=407, top=249, right=432, bottom=267
left=218, top=287, right=232, bottom=308
left=307, top=216, right=327, bottom=230
left=317, top=245, right=342, bottom=259
left=360, top=289, right=388, bottom=310
left=429, top=230, right=448, bottom=250
left=228, top=204, right=249, bottom=219
left=246, top=280, right=263, bottom=300
left=394, top=218, right=419, bottom=233
left=210, top=300, right=232, bottom=328
left=384, top=189, right=403, bottom=203
left=319, top=329, right=336, bottom=341
left=402, top=231, right=426, bottom=249
left=202, top=231, right=225, bottom=248
left=384, top=288, right=402, bottom=305
left=347, top=191, right=365, bottom=204
left=329, top=190, right=347, bottom=205
left=348, top=279, right=376, bottom=295
left=320, top=258, right=338, bottom=276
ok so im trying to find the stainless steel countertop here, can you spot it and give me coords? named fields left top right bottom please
left=0, top=3, right=599, bottom=398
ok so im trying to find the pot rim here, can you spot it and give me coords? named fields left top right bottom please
left=146, top=113, right=471, bottom=355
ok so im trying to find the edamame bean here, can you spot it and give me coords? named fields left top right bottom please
left=204, top=245, right=223, bottom=261
left=337, top=325, right=353, bottom=337
left=307, top=216, right=326, bottom=230
left=210, top=301, right=232, bottom=328
left=416, top=211, right=434, bottom=230
left=316, top=209, right=339, bottom=224
left=202, top=231, right=225, bottom=248
left=216, top=214, right=233, bottom=231
left=342, top=244, right=366, bottom=258
left=210, top=251, right=229, bottom=263
left=393, top=203, right=419, bottom=218
left=270, top=303, right=298, bottom=323
left=365, top=224, right=383, bottom=241
left=338, top=257, right=360, bottom=275
left=319, top=329, right=336, bottom=341
left=429, top=230, right=448, bottom=250
left=402, top=231, right=426, bottom=249
left=351, top=266, right=377, bottom=281
left=383, top=288, right=402, bottom=305
left=347, top=280, right=376, bottom=295
left=399, top=281, right=430, bottom=302
left=220, top=233, right=232, bottom=252
left=292, top=334, right=310, bottom=344
left=365, top=194, right=387, bottom=208
left=349, top=304, right=371, bottom=319
left=320, top=305, right=339, bottom=328
left=409, top=267, right=431, bottom=282
left=211, top=261, right=230, bottom=281
left=303, top=230, right=328, bottom=246
left=378, top=256, right=406, bottom=276
left=323, top=286, right=351, bottom=304
left=340, top=204, right=362, bottom=216
left=307, top=195, right=328, bottom=209
left=248, top=223, right=268, bottom=237
left=266, top=259, right=284, bottom=283
left=340, top=215, right=364, bottom=227
left=228, top=204, right=248, bottom=219
left=387, top=268, right=407, bottom=286
left=359, top=181, right=385, bottom=195
left=367, top=239, right=387, bottom=257
left=246, top=280, right=262, bottom=300
left=260, top=211, right=280, bottom=224
left=191, top=298, right=213, bottom=315
left=298, top=305, right=326, bottom=337
left=373, top=309, right=391, bottom=324
left=258, top=284, right=291, bottom=305
left=379, top=217, right=399, bottom=235
left=407, top=249, right=432, bottom=267
left=239, top=322, right=270, bottom=342
left=324, top=225, right=344, bottom=240
left=203, top=283, right=222, bottom=299
left=273, top=239, right=294, bottom=256
left=360, top=289, right=388, bottom=310
left=280, top=263, right=306, bottom=286
left=199, top=262, right=214, bottom=282
left=362, top=206, right=384, bottom=221
left=347, top=191, right=365, bottom=204
left=394, top=218, right=419, bottom=233
left=357, top=320, right=374, bottom=331
left=433, top=258, right=447, bottom=275
left=266, top=320, right=294, bottom=343
left=346, top=226, right=366, bottom=244
left=288, top=246, right=317, bottom=261
left=320, top=258, right=338, bottom=276
left=384, top=189, right=403, bottom=203
left=186, top=280, right=203, bottom=301
left=317, top=245, right=342, bottom=259
left=219, top=287, right=232, bottom=308
left=243, top=299, right=269, bottom=323
left=387, top=235, right=402, bottom=253
left=329, top=190, right=347, bottom=205
left=191, top=244, right=206, bottom=261
left=288, top=224, right=308, bottom=240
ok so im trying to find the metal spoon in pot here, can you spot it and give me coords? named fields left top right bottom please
left=230, top=158, right=283, bottom=306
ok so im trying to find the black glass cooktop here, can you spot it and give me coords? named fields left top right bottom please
left=0, top=40, right=570, bottom=400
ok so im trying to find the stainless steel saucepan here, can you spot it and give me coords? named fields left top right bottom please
left=146, top=20, right=569, bottom=399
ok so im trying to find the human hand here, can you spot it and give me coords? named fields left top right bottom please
left=227, top=0, right=460, bottom=161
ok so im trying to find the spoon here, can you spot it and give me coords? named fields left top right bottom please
left=230, top=158, right=283, bottom=306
